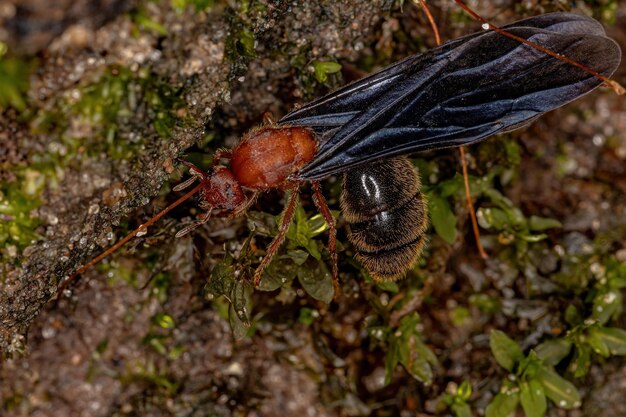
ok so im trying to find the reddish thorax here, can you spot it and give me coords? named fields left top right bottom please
left=184, top=125, right=317, bottom=214
left=229, top=126, right=317, bottom=189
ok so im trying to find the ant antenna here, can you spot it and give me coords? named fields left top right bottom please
left=58, top=182, right=203, bottom=298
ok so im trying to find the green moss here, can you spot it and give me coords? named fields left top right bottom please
left=0, top=157, right=66, bottom=270
left=120, top=359, right=180, bottom=395
left=224, top=1, right=260, bottom=75
left=32, top=65, right=187, bottom=161
left=225, top=24, right=256, bottom=67
left=0, top=43, right=33, bottom=112
left=2, top=392, right=24, bottom=412
left=312, top=60, right=343, bottom=84
left=0, top=152, right=67, bottom=270
left=0, top=174, right=42, bottom=260
left=170, top=0, right=215, bottom=12
left=151, top=272, right=174, bottom=303
left=286, top=46, right=346, bottom=99
left=131, top=8, right=168, bottom=36
left=584, top=0, right=619, bottom=24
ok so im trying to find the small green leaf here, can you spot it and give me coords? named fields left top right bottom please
left=570, top=345, right=591, bottom=378
left=592, top=326, right=626, bottom=355
left=485, top=389, right=520, bottom=417
left=206, top=255, right=236, bottom=297
left=259, top=258, right=296, bottom=291
left=437, top=175, right=464, bottom=197
left=520, top=379, right=547, bottom=417
left=592, top=289, right=622, bottom=325
left=95, top=339, right=108, bottom=355
left=398, top=333, right=436, bottom=384
left=428, top=194, right=457, bottom=244
left=232, top=280, right=252, bottom=324
left=384, top=338, right=400, bottom=385
left=171, top=0, right=214, bottom=11
left=284, top=203, right=325, bottom=260
left=490, top=330, right=524, bottom=372
left=484, top=189, right=525, bottom=226
left=564, top=304, right=582, bottom=326
left=298, top=307, right=318, bottom=326
left=451, top=402, right=472, bottom=417
left=146, top=336, right=167, bottom=355
left=528, top=215, right=562, bottom=231
left=394, top=313, right=437, bottom=385
left=534, top=339, right=572, bottom=367
left=477, top=207, right=509, bottom=231
left=228, top=280, right=253, bottom=339
left=297, top=259, right=334, bottom=303
left=153, top=313, right=175, bottom=329
left=517, top=351, right=543, bottom=378
left=458, top=380, right=472, bottom=400
left=376, top=280, right=399, bottom=292
left=286, top=249, right=309, bottom=265
left=536, top=367, right=581, bottom=409
left=312, top=60, right=342, bottom=83
left=304, top=239, right=322, bottom=260
left=450, top=306, right=471, bottom=326
left=469, top=293, right=501, bottom=314
left=518, top=233, right=548, bottom=243
left=228, top=302, right=250, bottom=340
left=307, top=213, right=328, bottom=237
left=587, top=327, right=610, bottom=357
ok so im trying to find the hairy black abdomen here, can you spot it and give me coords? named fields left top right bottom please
left=341, top=157, right=428, bottom=280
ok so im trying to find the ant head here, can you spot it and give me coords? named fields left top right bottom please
left=203, top=166, right=246, bottom=211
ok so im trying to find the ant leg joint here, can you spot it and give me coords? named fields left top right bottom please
left=252, top=189, right=299, bottom=287
left=311, top=181, right=339, bottom=297
left=263, top=112, right=276, bottom=125
left=175, top=208, right=213, bottom=238
left=173, top=175, right=199, bottom=192
left=213, top=149, right=233, bottom=167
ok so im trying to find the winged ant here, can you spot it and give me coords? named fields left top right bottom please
left=61, top=8, right=622, bottom=297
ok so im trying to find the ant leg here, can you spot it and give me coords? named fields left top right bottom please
left=175, top=159, right=213, bottom=191
left=212, top=149, right=232, bottom=167
left=176, top=159, right=211, bottom=192
left=177, top=159, right=210, bottom=177
left=211, top=192, right=260, bottom=219
left=173, top=175, right=199, bottom=192
left=253, top=188, right=300, bottom=287
left=311, top=181, right=339, bottom=295
left=175, top=208, right=213, bottom=238
left=263, top=112, right=276, bottom=125
left=228, top=191, right=259, bottom=219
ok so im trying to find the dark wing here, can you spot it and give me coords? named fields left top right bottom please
left=278, top=13, right=621, bottom=180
